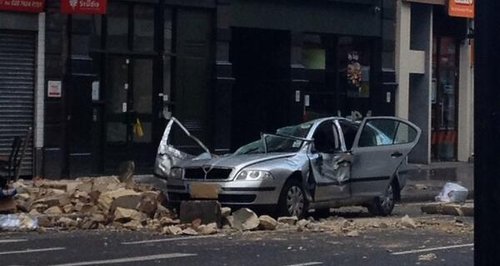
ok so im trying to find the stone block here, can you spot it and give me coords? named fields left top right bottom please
left=179, top=200, right=221, bottom=226
left=232, top=208, right=259, bottom=231
left=0, top=198, right=17, bottom=213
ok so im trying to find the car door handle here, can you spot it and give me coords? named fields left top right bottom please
left=391, top=152, right=403, bottom=158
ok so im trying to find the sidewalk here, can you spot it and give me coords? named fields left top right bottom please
left=399, top=161, right=474, bottom=203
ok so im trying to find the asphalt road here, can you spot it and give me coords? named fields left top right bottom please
left=0, top=203, right=473, bottom=266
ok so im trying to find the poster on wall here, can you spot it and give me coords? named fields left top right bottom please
left=61, top=0, right=107, bottom=14
left=0, top=0, right=44, bottom=13
left=47, top=80, right=62, bottom=98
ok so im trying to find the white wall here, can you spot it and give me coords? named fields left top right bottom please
left=458, top=41, right=474, bottom=161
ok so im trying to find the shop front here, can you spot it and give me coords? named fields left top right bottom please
left=67, top=1, right=216, bottom=175
left=228, top=0, right=395, bottom=149
left=396, top=0, right=474, bottom=163
left=0, top=2, right=44, bottom=177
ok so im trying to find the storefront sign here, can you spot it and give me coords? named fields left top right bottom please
left=47, top=80, right=62, bottom=98
left=0, top=0, right=44, bottom=13
left=61, top=0, right=107, bottom=14
left=448, top=0, right=474, bottom=18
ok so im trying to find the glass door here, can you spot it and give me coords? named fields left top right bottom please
left=104, top=56, right=155, bottom=171
left=431, top=36, right=458, bottom=161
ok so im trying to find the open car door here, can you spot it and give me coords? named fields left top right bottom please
left=154, top=117, right=212, bottom=178
left=350, top=117, right=421, bottom=197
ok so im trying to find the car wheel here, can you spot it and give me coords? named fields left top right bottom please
left=367, top=181, right=396, bottom=216
left=277, top=179, right=308, bottom=219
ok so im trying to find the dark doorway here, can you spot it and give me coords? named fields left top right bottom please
left=230, top=28, right=291, bottom=150
left=103, top=56, right=156, bottom=172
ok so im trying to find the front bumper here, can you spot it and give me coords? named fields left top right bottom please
left=166, top=178, right=282, bottom=206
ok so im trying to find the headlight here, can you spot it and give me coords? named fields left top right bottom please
left=236, top=170, right=273, bottom=181
left=170, top=167, right=183, bottom=179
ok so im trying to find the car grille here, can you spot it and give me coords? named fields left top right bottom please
left=184, top=167, right=233, bottom=180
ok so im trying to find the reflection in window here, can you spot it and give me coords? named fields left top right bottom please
left=134, top=5, right=154, bottom=52
left=133, top=59, right=153, bottom=114
left=164, top=9, right=173, bottom=52
left=394, top=123, right=417, bottom=144
left=359, top=120, right=417, bottom=147
left=302, top=34, right=325, bottom=70
left=107, top=122, right=127, bottom=142
left=107, top=4, right=129, bottom=50
left=90, top=16, right=102, bottom=50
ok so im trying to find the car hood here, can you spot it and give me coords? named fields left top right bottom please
left=176, top=153, right=296, bottom=169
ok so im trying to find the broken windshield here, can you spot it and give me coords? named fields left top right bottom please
left=234, top=122, right=314, bottom=155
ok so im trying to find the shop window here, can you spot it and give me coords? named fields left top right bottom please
left=431, top=36, right=458, bottom=161
left=337, top=37, right=371, bottom=98
left=164, top=9, right=173, bottom=53
left=107, top=3, right=129, bottom=51
left=133, top=5, right=154, bottom=52
left=90, top=16, right=102, bottom=50
left=302, top=34, right=325, bottom=70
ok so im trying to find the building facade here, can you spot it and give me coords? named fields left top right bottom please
left=1, top=0, right=400, bottom=178
left=395, top=0, right=474, bottom=164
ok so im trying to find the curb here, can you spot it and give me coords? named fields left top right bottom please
left=400, top=190, right=474, bottom=203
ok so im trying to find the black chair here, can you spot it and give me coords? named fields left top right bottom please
left=0, top=127, right=31, bottom=188
left=0, top=136, right=22, bottom=188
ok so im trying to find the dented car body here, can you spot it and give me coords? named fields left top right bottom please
left=155, top=116, right=421, bottom=218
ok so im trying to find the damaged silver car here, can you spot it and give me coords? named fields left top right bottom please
left=155, top=116, right=421, bottom=218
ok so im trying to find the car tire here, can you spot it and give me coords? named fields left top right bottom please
left=277, top=179, right=309, bottom=219
left=367, top=180, right=397, bottom=216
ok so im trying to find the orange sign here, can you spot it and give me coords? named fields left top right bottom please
left=448, top=0, right=474, bottom=18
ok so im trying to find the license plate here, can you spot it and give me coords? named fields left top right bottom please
left=188, top=183, right=220, bottom=199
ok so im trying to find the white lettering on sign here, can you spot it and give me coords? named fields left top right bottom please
left=2, top=0, right=43, bottom=8
left=67, top=0, right=101, bottom=9
left=454, top=0, right=473, bottom=4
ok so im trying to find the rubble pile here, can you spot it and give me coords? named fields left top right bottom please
left=0, top=178, right=474, bottom=236
left=2, top=177, right=177, bottom=232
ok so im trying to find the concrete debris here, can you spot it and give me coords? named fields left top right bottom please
left=221, top=207, right=232, bottom=218
left=421, top=202, right=474, bottom=217
left=197, top=222, right=218, bottom=235
left=277, top=216, right=298, bottom=225
left=57, top=217, right=78, bottom=228
left=400, top=215, right=417, bottom=229
left=181, top=227, right=199, bottom=236
left=296, top=219, right=310, bottom=231
left=0, top=177, right=474, bottom=237
left=113, top=207, right=147, bottom=223
left=162, top=225, right=183, bottom=235
left=44, top=206, right=63, bottom=215
left=232, top=208, right=260, bottom=231
left=258, top=215, right=278, bottom=230
left=0, top=176, right=181, bottom=232
left=418, top=253, right=437, bottom=261
left=346, top=230, right=360, bottom=237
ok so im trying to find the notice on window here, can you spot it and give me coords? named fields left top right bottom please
left=47, top=80, right=62, bottom=98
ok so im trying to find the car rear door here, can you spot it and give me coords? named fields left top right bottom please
left=350, top=117, right=421, bottom=197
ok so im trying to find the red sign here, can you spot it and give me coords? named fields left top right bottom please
left=448, top=0, right=474, bottom=18
left=61, top=0, right=107, bottom=14
left=0, top=0, right=44, bottom=13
